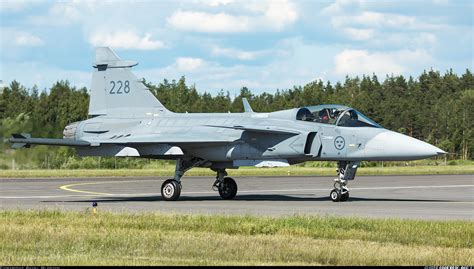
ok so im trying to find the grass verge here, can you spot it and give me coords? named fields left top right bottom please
left=1, top=210, right=472, bottom=265
left=1, top=165, right=473, bottom=178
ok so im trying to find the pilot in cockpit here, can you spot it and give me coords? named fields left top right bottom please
left=318, top=109, right=329, bottom=123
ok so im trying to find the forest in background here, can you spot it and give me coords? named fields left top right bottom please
left=0, top=69, right=472, bottom=169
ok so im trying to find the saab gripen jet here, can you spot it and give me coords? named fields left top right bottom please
left=9, top=47, right=446, bottom=202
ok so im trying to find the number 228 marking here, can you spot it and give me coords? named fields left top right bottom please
left=109, top=80, right=130, bottom=94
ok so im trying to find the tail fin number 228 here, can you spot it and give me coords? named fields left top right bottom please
left=110, top=80, right=130, bottom=94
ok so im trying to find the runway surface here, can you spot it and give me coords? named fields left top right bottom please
left=0, top=174, right=473, bottom=220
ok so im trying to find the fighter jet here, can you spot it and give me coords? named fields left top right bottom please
left=9, top=47, right=446, bottom=202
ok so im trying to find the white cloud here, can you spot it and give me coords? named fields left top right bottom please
left=248, top=0, right=298, bottom=30
left=88, top=31, right=165, bottom=50
left=167, top=11, right=251, bottom=33
left=342, top=28, right=375, bottom=41
left=1, top=28, right=45, bottom=47
left=0, top=0, right=32, bottom=12
left=211, top=46, right=266, bottom=60
left=321, top=0, right=367, bottom=15
left=28, top=0, right=89, bottom=26
left=415, top=33, right=438, bottom=47
left=50, top=1, right=82, bottom=22
left=202, top=0, right=235, bottom=7
left=331, top=11, right=438, bottom=30
left=14, top=32, right=44, bottom=46
left=320, top=1, right=443, bottom=53
left=340, top=29, right=437, bottom=52
left=175, top=57, right=205, bottom=72
left=325, top=2, right=447, bottom=33
left=334, top=49, right=433, bottom=76
left=167, top=0, right=298, bottom=33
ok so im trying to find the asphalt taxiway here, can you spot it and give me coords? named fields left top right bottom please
left=1, top=174, right=472, bottom=220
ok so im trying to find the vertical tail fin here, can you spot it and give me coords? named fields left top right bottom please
left=242, top=98, right=254, bottom=113
left=89, top=47, right=169, bottom=117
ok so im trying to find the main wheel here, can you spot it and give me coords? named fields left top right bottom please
left=340, top=191, right=349, bottom=202
left=161, top=179, right=181, bottom=201
left=218, top=177, right=238, bottom=200
left=330, top=189, right=341, bottom=202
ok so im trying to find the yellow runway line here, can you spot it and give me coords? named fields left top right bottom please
left=59, top=179, right=159, bottom=196
left=59, top=182, right=113, bottom=196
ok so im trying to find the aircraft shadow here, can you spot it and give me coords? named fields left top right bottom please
left=44, top=194, right=454, bottom=203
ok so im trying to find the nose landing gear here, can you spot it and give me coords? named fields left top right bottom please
left=330, top=179, right=349, bottom=202
left=330, top=161, right=359, bottom=202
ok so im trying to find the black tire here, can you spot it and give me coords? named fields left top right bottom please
left=161, top=179, right=181, bottom=201
left=340, top=191, right=349, bottom=202
left=330, top=189, right=341, bottom=202
left=218, top=177, right=238, bottom=200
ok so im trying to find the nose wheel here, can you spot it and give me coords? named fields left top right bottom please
left=330, top=186, right=349, bottom=202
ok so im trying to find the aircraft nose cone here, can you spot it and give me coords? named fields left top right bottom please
left=365, top=130, right=446, bottom=160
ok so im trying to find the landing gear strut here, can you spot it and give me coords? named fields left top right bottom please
left=161, top=158, right=207, bottom=201
left=212, top=169, right=238, bottom=200
left=330, top=161, right=359, bottom=202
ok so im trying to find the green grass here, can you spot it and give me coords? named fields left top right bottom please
left=1, top=210, right=472, bottom=265
left=0, top=164, right=473, bottom=178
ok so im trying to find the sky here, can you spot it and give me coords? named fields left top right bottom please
left=0, top=0, right=472, bottom=96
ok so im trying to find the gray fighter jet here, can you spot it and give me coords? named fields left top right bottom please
left=9, top=47, right=446, bottom=202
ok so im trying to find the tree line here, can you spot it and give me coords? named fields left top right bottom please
left=0, top=69, right=472, bottom=169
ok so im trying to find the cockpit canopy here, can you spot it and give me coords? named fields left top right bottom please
left=296, top=105, right=382, bottom=128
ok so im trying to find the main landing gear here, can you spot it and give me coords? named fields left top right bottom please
left=161, top=179, right=181, bottom=201
left=160, top=158, right=238, bottom=201
left=212, top=169, right=238, bottom=200
left=161, top=158, right=206, bottom=201
left=330, top=161, right=360, bottom=202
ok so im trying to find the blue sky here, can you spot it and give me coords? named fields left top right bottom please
left=0, top=0, right=472, bottom=96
